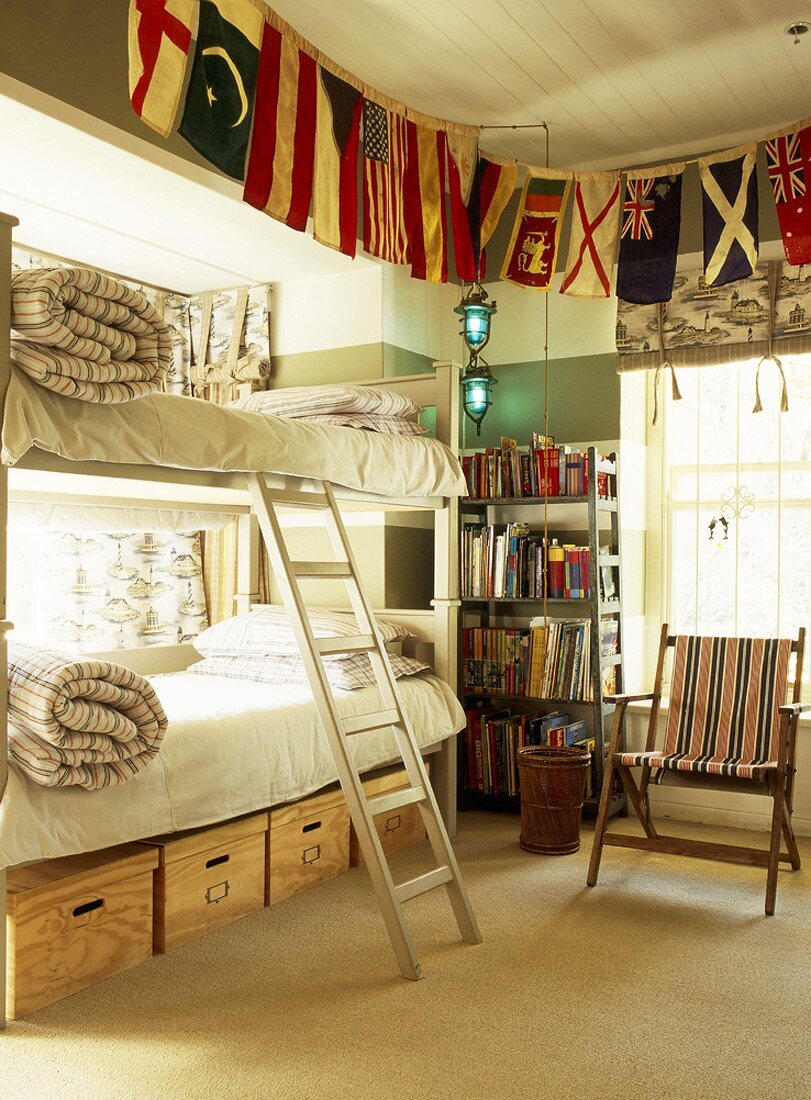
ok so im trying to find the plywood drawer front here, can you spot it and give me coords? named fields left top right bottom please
left=151, top=823, right=267, bottom=954
left=350, top=765, right=429, bottom=867
left=269, top=804, right=350, bottom=905
left=7, top=844, right=157, bottom=1020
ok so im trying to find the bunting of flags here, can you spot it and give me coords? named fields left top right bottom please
left=128, top=1, right=811, bottom=295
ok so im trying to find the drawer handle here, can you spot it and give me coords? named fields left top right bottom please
left=301, top=844, right=321, bottom=865
left=73, top=898, right=104, bottom=918
left=205, top=880, right=230, bottom=905
left=384, top=814, right=402, bottom=834
left=205, top=853, right=230, bottom=869
left=302, top=820, right=321, bottom=833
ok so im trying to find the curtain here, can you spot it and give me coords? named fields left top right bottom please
left=616, top=261, right=811, bottom=418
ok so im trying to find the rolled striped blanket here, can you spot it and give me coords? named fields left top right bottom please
left=7, top=643, right=168, bottom=789
left=10, top=267, right=171, bottom=403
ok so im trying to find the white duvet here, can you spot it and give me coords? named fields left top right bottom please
left=0, top=671, right=465, bottom=870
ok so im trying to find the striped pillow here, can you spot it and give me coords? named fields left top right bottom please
left=193, top=606, right=415, bottom=661
left=187, top=651, right=430, bottom=690
left=296, top=413, right=428, bottom=435
left=229, top=384, right=421, bottom=419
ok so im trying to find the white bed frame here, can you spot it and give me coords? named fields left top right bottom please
left=0, top=212, right=463, bottom=1023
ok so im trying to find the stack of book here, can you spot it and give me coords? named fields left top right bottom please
left=462, top=704, right=598, bottom=798
left=462, top=436, right=615, bottom=501
left=463, top=619, right=620, bottom=702
left=461, top=525, right=593, bottom=600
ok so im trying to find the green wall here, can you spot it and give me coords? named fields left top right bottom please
left=464, top=354, right=620, bottom=449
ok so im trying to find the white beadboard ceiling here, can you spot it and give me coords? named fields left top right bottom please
left=270, top=0, right=811, bottom=169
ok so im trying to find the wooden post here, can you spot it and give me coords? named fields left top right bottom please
left=0, top=210, right=20, bottom=1031
left=235, top=512, right=260, bottom=614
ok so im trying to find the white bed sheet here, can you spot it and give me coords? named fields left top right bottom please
left=1, top=369, right=467, bottom=499
left=0, top=671, right=464, bottom=869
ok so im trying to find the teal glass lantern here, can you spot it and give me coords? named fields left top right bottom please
left=460, top=362, right=497, bottom=436
left=455, top=283, right=498, bottom=434
left=454, top=283, right=497, bottom=356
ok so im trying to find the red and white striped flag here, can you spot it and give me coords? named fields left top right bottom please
left=243, top=22, right=317, bottom=232
left=362, top=102, right=409, bottom=264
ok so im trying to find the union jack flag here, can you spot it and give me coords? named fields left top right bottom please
left=765, top=133, right=805, bottom=204
left=621, top=179, right=655, bottom=240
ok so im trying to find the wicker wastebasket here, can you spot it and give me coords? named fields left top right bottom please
left=517, top=746, right=592, bottom=855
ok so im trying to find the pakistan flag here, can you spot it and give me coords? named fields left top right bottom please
left=179, top=0, right=263, bottom=180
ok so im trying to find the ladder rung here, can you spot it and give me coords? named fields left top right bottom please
left=317, top=634, right=376, bottom=655
left=342, top=708, right=402, bottom=735
left=396, top=866, right=453, bottom=904
left=264, top=489, right=329, bottom=509
left=291, top=561, right=352, bottom=578
left=368, top=786, right=426, bottom=816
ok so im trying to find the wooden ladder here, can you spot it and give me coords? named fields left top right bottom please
left=245, top=473, right=481, bottom=980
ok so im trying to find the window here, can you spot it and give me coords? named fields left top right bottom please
left=652, top=353, right=810, bottom=692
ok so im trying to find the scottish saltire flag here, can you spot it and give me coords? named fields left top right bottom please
left=699, top=146, right=758, bottom=287
left=765, top=126, right=811, bottom=265
left=243, top=22, right=317, bottom=232
left=560, top=173, right=621, bottom=298
left=179, top=0, right=263, bottom=180
left=616, top=170, right=683, bottom=303
left=500, top=172, right=571, bottom=290
left=128, top=0, right=196, bottom=138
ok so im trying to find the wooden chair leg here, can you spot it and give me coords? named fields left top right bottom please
left=618, top=764, right=658, bottom=839
left=587, top=752, right=619, bottom=887
left=781, top=801, right=801, bottom=872
left=765, top=780, right=786, bottom=916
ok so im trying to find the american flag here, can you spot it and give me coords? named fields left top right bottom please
left=621, top=179, right=655, bottom=240
left=765, top=133, right=805, bottom=204
left=362, top=101, right=409, bottom=264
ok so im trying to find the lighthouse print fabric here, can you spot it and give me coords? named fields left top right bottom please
left=699, top=146, right=759, bottom=287
left=616, top=168, right=684, bottom=303
left=765, top=125, right=811, bottom=265
left=560, top=172, right=621, bottom=298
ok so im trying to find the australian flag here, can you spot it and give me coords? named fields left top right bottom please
left=699, top=148, right=758, bottom=287
left=616, top=173, right=683, bottom=304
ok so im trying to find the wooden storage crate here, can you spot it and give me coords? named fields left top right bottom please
left=6, top=842, right=158, bottom=1019
left=349, top=762, right=429, bottom=867
left=268, top=787, right=350, bottom=905
left=145, top=813, right=267, bottom=953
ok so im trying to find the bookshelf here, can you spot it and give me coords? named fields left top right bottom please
left=458, top=445, right=626, bottom=818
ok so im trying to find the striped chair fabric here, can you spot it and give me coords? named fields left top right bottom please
left=619, top=635, right=792, bottom=780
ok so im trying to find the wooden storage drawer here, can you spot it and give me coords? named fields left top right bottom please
left=350, top=762, right=429, bottom=867
left=6, top=842, right=158, bottom=1019
left=145, top=813, right=267, bottom=953
left=268, top=787, right=350, bottom=905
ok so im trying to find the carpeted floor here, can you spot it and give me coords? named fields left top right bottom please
left=1, top=812, right=809, bottom=1100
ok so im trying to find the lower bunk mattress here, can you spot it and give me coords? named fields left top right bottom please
left=0, top=671, right=464, bottom=870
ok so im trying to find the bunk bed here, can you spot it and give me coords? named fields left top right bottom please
left=0, top=210, right=473, bottom=1013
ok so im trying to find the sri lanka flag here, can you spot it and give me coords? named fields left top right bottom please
left=616, top=169, right=683, bottom=304
left=500, top=171, right=571, bottom=290
left=765, top=126, right=811, bottom=265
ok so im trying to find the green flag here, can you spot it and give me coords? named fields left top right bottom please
left=179, top=0, right=263, bottom=180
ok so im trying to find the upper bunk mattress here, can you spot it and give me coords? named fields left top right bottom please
left=1, top=369, right=467, bottom=498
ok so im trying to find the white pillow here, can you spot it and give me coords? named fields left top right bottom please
left=229, top=384, right=421, bottom=419
left=193, top=606, right=415, bottom=660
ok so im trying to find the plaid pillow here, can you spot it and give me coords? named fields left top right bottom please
left=193, top=606, right=415, bottom=661
left=187, top=651, right=430, bottom=690
left=228, top=384, right=421, bottom=419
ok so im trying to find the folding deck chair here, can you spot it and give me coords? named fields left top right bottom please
left=588, top=625, right=808, bottom=914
